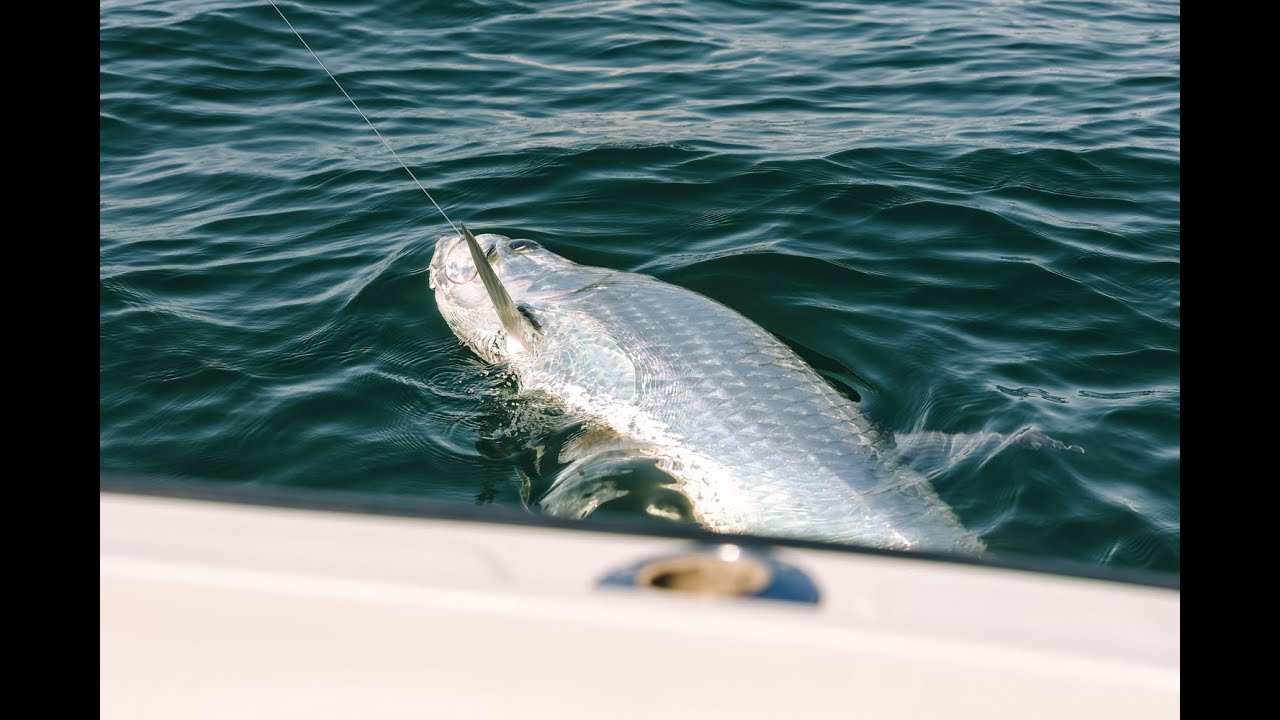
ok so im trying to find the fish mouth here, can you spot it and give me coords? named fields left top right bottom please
left=432, top=233, right=499, bottom=288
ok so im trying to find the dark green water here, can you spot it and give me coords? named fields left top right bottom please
left=100, top=0, right=1179, bottom=575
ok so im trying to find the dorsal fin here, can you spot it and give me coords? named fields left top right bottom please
left=460, top=222, right=539, bottom=354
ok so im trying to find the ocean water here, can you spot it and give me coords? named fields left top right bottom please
left=100, top=0, right=1180, bottom=575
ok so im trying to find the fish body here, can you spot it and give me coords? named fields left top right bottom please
left=430, top=231, right=985, bottom=555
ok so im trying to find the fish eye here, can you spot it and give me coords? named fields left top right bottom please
left=509, top=239, right=541, bottom=253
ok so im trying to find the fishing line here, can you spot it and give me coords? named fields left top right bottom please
left=268, top=0, right=462, bottom=236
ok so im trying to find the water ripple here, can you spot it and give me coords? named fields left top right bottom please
left=101, top=0, right=1179, bottom=574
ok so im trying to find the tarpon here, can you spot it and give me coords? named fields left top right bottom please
left=265, top=1, right=1060, bottom=557
left=428, top=225, right=1015, bottom=555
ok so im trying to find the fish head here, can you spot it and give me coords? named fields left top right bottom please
left=429, top=231, right=593, bottom=363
